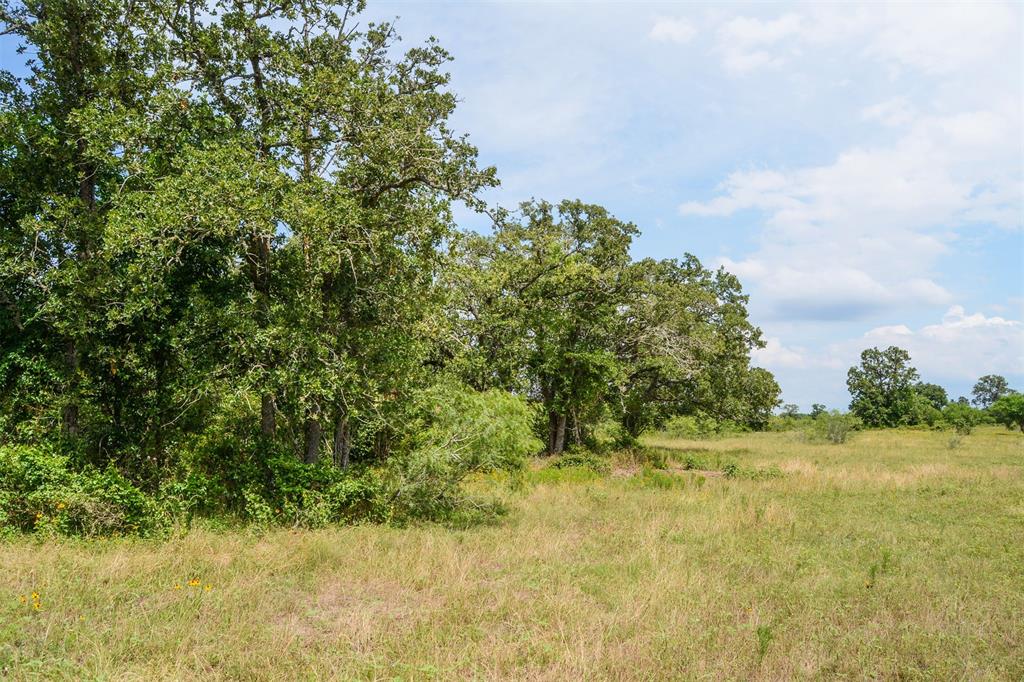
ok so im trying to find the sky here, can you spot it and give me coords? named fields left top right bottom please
left=356, top=0, right=1024, bottom=409
left=1, top=1, right=1021, bottom=410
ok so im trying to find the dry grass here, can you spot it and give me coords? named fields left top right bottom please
left=2, top=427, right=1022, bottom=680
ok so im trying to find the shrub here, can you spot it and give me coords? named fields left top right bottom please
left=0, top=445, right=161, bottom=538
left=551, top=450, right=610, bottom=473
left=989, top=394, right=1024, bottom=432
left=802, top=411, right=859, bottom=444
left=659, top=415, right=747, bottom=440
left=941, top=403, right=983, bottom=436
left=386, top=382, right=540, bottom=523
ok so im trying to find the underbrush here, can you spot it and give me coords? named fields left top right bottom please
left=0, top=385, right=539, bottom=539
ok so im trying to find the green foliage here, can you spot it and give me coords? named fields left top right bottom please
left=659, top=415, right=749, bottom=440
left=383, top=383, right=538, bottom=523
left=0, top=445, right=160, bottom=538
left=847, top=347, right=921, bottom=427
left=803, top=411, right=860, bottom=444
left=972, top=375, right=1012, bottom=408
left=989, top=394, right=1024, bottom=432
left=550, top=450, right=611, bottom=473
left=941, top=403, right=984, bottom=436
left=915, top=382, right=949, bottom=410
left=0, top=0, right=776, bottom=534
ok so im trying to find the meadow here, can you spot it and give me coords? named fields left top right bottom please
left=2, top=427, right=1022, bottom=680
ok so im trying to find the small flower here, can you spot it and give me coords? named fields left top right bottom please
left=188, top=578, right=201, bottom=587
left=31, top=592, right=39, bottom=600
left=56, top=502, right=65, bottom=510
left=174, top=584, right=182, bottom=590
left=204, top=584, right=211, bottom=591
left=19, top=595, right=26, bottom=604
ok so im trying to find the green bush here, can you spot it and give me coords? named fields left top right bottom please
left=659, top=415, right=748, bottom=439
left=551, top=449, right=611, bottom=473
left=802, top=411, right=859, bottom=444
left=941, top=403, right=983, bottom=435
left=385, top=382, right=540, bottom=523
left=989, top=394, right=1024, bottom=432
left=0, top=445, right=161, bottom=538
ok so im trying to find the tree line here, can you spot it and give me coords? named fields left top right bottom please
left=845, top=347, right=1022, bottom=433
left=0, top=0, right=778, bottom=534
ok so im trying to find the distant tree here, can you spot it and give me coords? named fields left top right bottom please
left=781, top=403, right=800, bottom=418
left=989, top=394, right=1024, bottom=432
left=810, top=404, right=827, bottom=419
left=915, top=382, right=948, bottom=410
left=846, top=346, right=920, bottom=427
left=972, top=375, right=1011, bottom=408
left=956, top=396, right=970, bottom=406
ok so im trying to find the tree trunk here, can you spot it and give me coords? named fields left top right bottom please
left=303, top=413, right=322, bottom=464
left=547, top=412, right=567, bottom=455
left=61, top=339, right=80, bottom=438
left=333, top=412, right=350, bottom=468
left=260, top=394, right=276, bottom=438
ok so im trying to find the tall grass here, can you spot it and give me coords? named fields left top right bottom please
left=1, top=427, right=1021, bottom=679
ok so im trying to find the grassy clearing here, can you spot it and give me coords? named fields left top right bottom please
left=2, top=427, right=1022, bottom=680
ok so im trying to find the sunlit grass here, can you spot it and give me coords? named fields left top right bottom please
left=2, top=427, right=1022, bottom=680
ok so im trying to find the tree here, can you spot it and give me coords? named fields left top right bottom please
left=612, top=256, right=769, bottom=441
left=914, top=382, right=948, bottom=410
left=989, top=394, right=1024, bottom=432
left=972, top=375, right=1011, bottom=408
left=452, top=200, right=636, bottom=454
left=846, top=346, right=920, bottom=427
left=810, top=404, right=827, bottom=419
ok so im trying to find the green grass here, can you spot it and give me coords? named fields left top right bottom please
left=2, top=427, right=1022, bottom=680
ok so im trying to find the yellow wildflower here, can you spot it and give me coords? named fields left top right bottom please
left=56, top=502, right=65, bottom=510
left=174, top=584, right=182, bottom=590
left=19, top=595, right=26, bottom=604
left=31, top=592, right=39, bottom=600
left=204, top=584, right=211, bottom=591
left=188, top=578, right=201, bottom=587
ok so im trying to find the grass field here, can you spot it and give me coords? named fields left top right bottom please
left=2, top=427, right=1022, bottom=680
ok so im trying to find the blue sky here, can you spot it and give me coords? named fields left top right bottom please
left=358, top=1, right=1024, bottom=409
left=2, top=1, right=1021, bottom=409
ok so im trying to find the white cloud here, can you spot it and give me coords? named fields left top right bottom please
left=710, top=3, right=1020, bottom=77
left=686, top=102, right=1021, bottom=319
left=752, top=337, right=807, bottom=368
left=715, top=14, right=802, bottom=74
left=861, top=97, right=916, bottom=127
left=857, top=306, right=1024, bottom=380
left=649, top=17, right=696, bottom=44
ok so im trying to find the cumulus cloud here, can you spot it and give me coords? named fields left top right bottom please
left=752, top=337, right=807, bottom=369
left=715, top=14, right=802, bottom=74
left=686, top=100, right=1020, bottom=319
left=710, top=3, right=1020, bottom=77
left=858, top=306, right=1024, bottom=380
left=649, top=17, right=696, bottom=44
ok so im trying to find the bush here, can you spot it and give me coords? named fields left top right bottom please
left=659, top=415, right=747, bottom=439
left=941, top=403, right=983, bottom=436
left=989, top=394, right=1024, bottom=432
left=0, top=445, right=161, bottom=538
left=385, top=382, right=540, bottom=523
left=802, top=411, right=859, bottom=444
left=551, top=449, right=611, bottom=473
